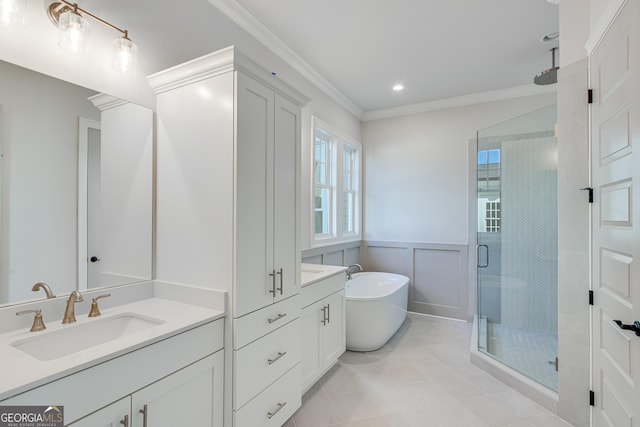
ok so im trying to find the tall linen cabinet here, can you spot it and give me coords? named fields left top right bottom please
left=149, top=47, right=308, bottom=426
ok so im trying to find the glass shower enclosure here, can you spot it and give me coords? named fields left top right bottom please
left=476, top=104, right=558, bottom=391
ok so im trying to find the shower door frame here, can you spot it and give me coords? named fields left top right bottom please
left=471, top=111, right=559, bottom=392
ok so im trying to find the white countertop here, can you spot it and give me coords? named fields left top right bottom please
left=0, top=281, right=225, bottom=401
left=301, top=263, right=348, bottom=287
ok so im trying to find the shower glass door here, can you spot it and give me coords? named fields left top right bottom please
left=476, top=104, right=558, bottom=391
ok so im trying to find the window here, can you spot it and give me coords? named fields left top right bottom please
left=477, top=148, right=501, bottom=233
left=312, top=117, right=361, bottom=245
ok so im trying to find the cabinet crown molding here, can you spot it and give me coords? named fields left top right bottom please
left=147, top=45, right=310, bottom=107
left=89, top=93, right=129, bottom=111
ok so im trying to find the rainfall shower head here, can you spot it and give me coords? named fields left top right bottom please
left=534, top=47, right=559, bottom=85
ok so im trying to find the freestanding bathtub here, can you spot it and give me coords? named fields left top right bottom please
left=345, top=272, right=410, bottom=351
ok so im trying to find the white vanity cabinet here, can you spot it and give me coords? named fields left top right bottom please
left=149, top=46, right=308, bottom=426
left=233, top=72, right=300, bottom=317
left=69, top=352, right=223, bottom=427
left=149, top=46, right=306, bottom=319
left=3, top=318, right=224, bottom=427
left=300, top=269, right=347, bottom=393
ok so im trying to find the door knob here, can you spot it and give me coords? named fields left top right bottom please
left=90, top=256, right=100, bottom=262
left=613, top=320, right=640, bottom=336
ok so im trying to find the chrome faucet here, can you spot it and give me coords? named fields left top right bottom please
left=346, top=264, right=363, bottom=280
left=32, top=282, right=56, bottom=299
left=62, top=291, right=84, bottom=324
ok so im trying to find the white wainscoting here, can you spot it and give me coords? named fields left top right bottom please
left=363, top=241, right=470, bottom=321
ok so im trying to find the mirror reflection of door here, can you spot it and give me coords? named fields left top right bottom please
left=78, top=118, right=101, bottom=291
left=87, top=127, right=101, bottom=288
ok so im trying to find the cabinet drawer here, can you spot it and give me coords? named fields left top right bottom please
left=300, top=272, right=346, bottom=308
left=234, top=318, right=300, bottom=409
left=233, top=295, right=299, bottom=349
left=234, top=364, right=301, bottom=427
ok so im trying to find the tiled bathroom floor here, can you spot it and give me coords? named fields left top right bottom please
left=284, top=313, right=573, bottom=427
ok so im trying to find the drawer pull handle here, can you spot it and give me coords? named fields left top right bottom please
left=267, top=351, right=287, bottom=365
left=321, top=306, right=327, bottom=325
left=268, top=313, right=287, bottom=324
left=267, top=401, right=287, bottom=419
left=120, top=415, right=129, bottom=427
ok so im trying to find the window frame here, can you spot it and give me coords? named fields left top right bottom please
left=311, top=117, right=362, bottom=247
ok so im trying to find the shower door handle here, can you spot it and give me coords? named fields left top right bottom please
left=477, top=244, right=489, bottom=268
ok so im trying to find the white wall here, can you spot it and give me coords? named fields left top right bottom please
left=0, top=60, right=100, bottom=303
left=0, top=0, right=361, bottom=273
left=361, top=93, right=556, bottom=245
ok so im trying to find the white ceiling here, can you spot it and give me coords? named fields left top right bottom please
left=69, top=0, right=559, bottom=117
left=230, top=0, right=560, bottom=113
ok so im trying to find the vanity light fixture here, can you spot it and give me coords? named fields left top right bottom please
left=0, top=0, right=26, bottom=29
left=47, top=0, right=137, bottom=74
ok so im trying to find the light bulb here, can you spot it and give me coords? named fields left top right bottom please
left=58, top=9, right=89, bottom=54
left=111, top=35, right=137, bottom=74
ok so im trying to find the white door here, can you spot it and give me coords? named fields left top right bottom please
left=591, top=1, right=640, bottom=425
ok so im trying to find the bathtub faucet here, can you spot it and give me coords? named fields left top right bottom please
left=346, top=264, right=363, bottom=280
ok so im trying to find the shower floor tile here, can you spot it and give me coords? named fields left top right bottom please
left=284, top=313, right=572, bottom=427
left=486, top=322, right=558, bottom=391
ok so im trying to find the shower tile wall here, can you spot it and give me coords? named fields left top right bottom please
left=500, top=134, right=558, bottom=333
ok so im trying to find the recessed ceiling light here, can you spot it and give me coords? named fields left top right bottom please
left=392, top=84, right=404, bottom=92
left=541, top=31, right=559, bottom=42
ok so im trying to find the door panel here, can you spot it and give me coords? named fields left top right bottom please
left=274, top=94, right=300, bottom=301
left=235, top=73, right=274, bottom=316
left=591, top=1, right=640, bottom=425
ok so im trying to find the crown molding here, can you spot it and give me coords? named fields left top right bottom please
left=147, top=45, right=310, bottom=106
left=207, top=0, right=364, bottom=119
left=88, top=93, right=129, bottom=111
left=362, top=84, right=557, bottom=122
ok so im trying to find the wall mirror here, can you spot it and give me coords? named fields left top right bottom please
left=0, top=59, right=153, bottom=307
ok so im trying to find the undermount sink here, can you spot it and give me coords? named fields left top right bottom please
left=11, top=313, right=165, bottom=361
